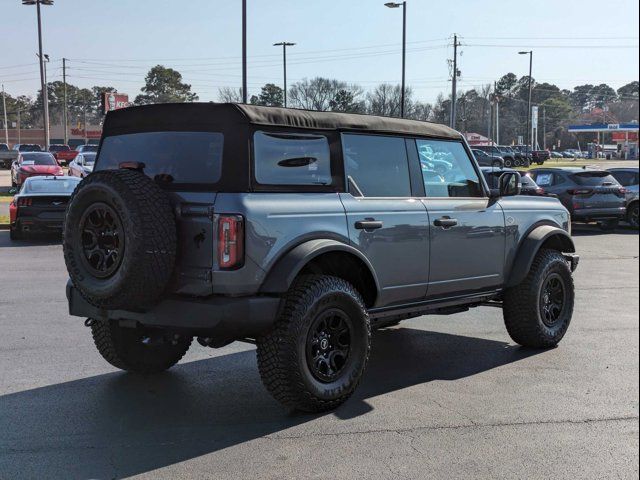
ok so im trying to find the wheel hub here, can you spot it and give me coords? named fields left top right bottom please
left=79, top=202, right=125, bottom=278
left=540, top=273, right=566, bottom=327
left=306, top=308, right=353, bottom=383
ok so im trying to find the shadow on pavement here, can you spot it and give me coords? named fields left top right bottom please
left=571, top=223, right=638, bottom=237
left=0, top=327, right=541, bottom=479
left=0, top=230, right=61, bottom=248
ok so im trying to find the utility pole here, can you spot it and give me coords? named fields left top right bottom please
left=450, top=34, right=461, bottom=129
left=384, top=2, right=407, bottom=117
left=1, top=84, right=8, bottom=146
left=63, top=57, right=68, bottom=145
left=495, top=97, right=500, bottom=145
left=17, top=108, right=21, bottom=144
left=273, top=42, right=295, bottom=107
left=241, top=0, right=247, bottom=103
left=543, top=106, right=546, bottom=150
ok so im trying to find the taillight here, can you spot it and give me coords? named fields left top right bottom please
left=17, top=197, right=32, bottom=206
left=567, top=188, right=593, bottom=196
left=536, top=187, right=545, bottom=195
left=9, top=201, right=18, bottom=223
left=217, top=214, right=244, bottom=270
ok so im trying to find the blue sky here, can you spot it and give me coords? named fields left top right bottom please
left=1, top=0, right=638, bottom=103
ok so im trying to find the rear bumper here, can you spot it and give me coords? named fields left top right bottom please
left=14, top=216, right=64, bottom=232
left=572, top=207, right=626, bottom=220
left=66, top=281, right=281, bottom=342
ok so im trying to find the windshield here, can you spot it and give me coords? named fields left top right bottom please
left=49, top=145, right=70, bottom=152
left=0, top=144, right=8, bottom=151
left=21, top=153, right=57, bottom=165
left=22, top=177, right=80, bottom=194
left=19, top=144, right=42, bottom=152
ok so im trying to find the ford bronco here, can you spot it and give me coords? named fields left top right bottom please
left=63, top=103, right=579, bottom=412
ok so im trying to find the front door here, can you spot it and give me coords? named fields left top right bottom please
left=415, top=138, right=505, bottom=298
left=340, top=133, right=430, bottom=307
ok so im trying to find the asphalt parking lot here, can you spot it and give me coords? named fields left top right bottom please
left=0, top=225, right=637, bottom=479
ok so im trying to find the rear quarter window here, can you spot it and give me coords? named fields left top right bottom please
left=253, top=131, right=331, bottom=186
left=96, top=131, right=224, bottom=185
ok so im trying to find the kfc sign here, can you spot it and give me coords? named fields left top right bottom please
left=102, top=92, right=131, bottom=114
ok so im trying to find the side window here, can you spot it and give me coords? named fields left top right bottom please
left=554, top=173, right=566, bottom=185
left=342, top=134, right=411, bottom=197
left=253, top=131, right=331, bottom=186
left=416, top=139, right=483, bottom=198
left=534, top=172, right=554, bottom=187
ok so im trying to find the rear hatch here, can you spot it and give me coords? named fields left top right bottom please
left=18, top=195, right=69, bottom=222
left=569, top=171, right=626, bottom=210
left=95, top=130, right=225, bottom=295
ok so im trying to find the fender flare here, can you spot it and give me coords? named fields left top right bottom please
left=505, top=225, right=575, bottom=288
left=259, top=238, right=381, bottom=296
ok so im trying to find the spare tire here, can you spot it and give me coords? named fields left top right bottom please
left=63, top=169, right=177, bottom=311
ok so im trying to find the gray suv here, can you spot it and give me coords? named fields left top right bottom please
left=63, top=104, right=579, bottom=412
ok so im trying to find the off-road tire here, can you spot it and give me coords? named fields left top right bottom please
left=90, top=318, right=192, bottom=374
left=9, top=227, right=21, bottom=241
left=492, top=160, right=503, bottom=169
left=63, top=169, right=176, bottom=311
left=256, top=275, right=371, bottom=412
left=504, top=158, right=514, bottom=168
left=503, top=249, right=574, bottom=348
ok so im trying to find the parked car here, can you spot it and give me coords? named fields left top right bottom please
left=498, top=145, right=529, bottom=167
left=68, top=152, right=96, bottom=178
left=62, top=103, right=578, bottom=413
left=550, top=150, right=564, bottom=159
left=481, top=167, right=549, bottom=196
left=472, top=149, right=504, bottom=168
left=529, top=167, right=627, bottom=230
left=474, top=145, right=517, bottom=167
left=608, top=167, right=639, bottom=228
left=0, top=143, right=19, bottom=169
left=49, top=144, right=78, bottom=166
left=9, top=175, right=81, bottom=240
left=75, top=144, right=99, bottom=153
left=10, top=152, right=64, bottom=188
left=513, top=146, right=550, bottom=165
left=13, top=143, right=43, bottom=153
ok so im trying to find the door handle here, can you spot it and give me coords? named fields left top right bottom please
left=355, top=220, right=383, bottom=230
left=433, top=217, right=458, bottom=228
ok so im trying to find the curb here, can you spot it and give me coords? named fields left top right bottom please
left=0, top=224, right=9, bottom=230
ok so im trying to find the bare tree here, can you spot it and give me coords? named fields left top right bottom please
left=217, top=87, right=244, bottom=103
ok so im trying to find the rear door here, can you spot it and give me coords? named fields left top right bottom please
left=415, top=138, right=506, bottom=298
left=340, top=133, right=430, bottom=307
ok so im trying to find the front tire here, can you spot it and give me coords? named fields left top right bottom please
left=598, top=219, right=619, bottom=231
left=504, top=158, right=514, bottom=168
left=503, top=249, right=574, bottom=348
left=90, top=318, right=192, bottom=374
left=627, top=203, right=639, bottom=229
left=257, top=275, right=371, bottom=412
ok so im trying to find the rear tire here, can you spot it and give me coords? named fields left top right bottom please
left=598, top=219, right=619, bottom=231
left=257, top=275, right=371, bottom=412
left=491, top=160, right=503, bottom=169
left=504, top=158, right=514, bottom=168
left=628, top=203, right=639, bottom=229
left=503, top=249, right=574, bottom=348
left=9, top=227, right=21, bottom=241
left=90, top=318, right=192, bottom=374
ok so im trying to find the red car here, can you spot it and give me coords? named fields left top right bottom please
left=49, top=144, right=78, bottom=166
left=10, top=152, right=64, bottom=188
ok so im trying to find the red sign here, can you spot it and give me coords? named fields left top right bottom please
left=102, top=92, right=131, bottom=113
left=611, top=132, right=638, bottom=142
left=71, top=128, right=102, bottom=139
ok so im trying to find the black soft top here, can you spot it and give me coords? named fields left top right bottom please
left=102, top=103, right=461, bottom=140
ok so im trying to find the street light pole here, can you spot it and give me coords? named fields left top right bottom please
left=242, top=0, right=247, bottom=103
left=519, top=50, right=533, bottom=153
left=273, top=42, right=295, bottom=107
left=385, top=2, right=407, bottom=118
left=23, top=0, right=53, bottom=149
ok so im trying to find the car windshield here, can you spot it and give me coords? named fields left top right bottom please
left=79, top=145, right=98, bottom=152
left=21, top=153, right=57, bottom=165
left=19, top=145, right=42, bottom=152
left=571, top=171, right=619, bottom=186
left=0, top=144, right=8, bottom=151
left=22, top=177, right=80, bottom=194
left=49, top=145, right=70, bottom=152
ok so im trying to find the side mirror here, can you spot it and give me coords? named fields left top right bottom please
left=498, top=171, right=522, bottom=197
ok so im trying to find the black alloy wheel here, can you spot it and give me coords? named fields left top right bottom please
left=306, top=308, right=353, bottom=383
left=79, top=202, right=124, bottom=278
left=539, top=273, right=566, bottom=327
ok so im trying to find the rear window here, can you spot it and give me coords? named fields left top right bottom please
left=23, top=177, right=80, bottom=194
left=79, top=145, right=99, bottom=152
left=570, top=172, right=618, bottom=186
left=19, top=144, right=42, bottom=152
left=0, top=144, right=8, bottom=151
left=97, top=131, right=224, bottom=185
left=21, top=153, right=57, bottom=165
left=253, top=131, right=331, bottom=186
left=49, top=145, right=69, bottom=152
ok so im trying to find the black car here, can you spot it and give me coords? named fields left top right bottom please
left=498, top=145, right=529, bottom=167
left=529, top=167, right=627, bottom=230
left=9, top=175, right=81, bottom=240
left=481, top=167, right=547, bottom=196
left=472, top=149, right=504, bottom=168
